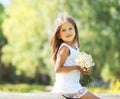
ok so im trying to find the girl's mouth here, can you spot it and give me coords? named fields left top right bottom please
left=66, top=35, right=72, bottom=37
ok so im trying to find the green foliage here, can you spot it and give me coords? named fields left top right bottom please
left=110, top=80, right=120, bottom=93
left=1, top=0, right=57, bottom=78
left=0, top=4, right=7, bottom=48
left=0, top=0, right=119, bottom=85
left=0, top=3, right=7, bottom=83
left=59, top=0, right=120, bottom=82
left=80, top=74, right=94, bottom=87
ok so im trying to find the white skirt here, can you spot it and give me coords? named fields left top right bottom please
left=62, top=87, right=88, bottom=98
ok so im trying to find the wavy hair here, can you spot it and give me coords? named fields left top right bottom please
left=51, top=15, right=80, bottom=64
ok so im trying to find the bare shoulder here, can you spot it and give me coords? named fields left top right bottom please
left=59, top=45, right=70, bottom=57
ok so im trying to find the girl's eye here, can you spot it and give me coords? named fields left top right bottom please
left=69, top=28, right=72, bottom=30
left=62, top=29, right=66, bottom=32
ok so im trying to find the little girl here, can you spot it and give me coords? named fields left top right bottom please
left=51, top=14, right=100, bottom=99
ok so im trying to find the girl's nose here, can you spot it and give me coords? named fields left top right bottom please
left=67, top=29, right=72, bottom=33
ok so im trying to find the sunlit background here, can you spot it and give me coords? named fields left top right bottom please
left=0, top=0, right=120, bottom=93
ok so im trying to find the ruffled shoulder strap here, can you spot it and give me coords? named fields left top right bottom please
left=59, top=43, right=71, bottom=50
left=57, top=43, right=71, bottom=54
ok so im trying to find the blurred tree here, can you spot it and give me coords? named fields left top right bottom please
left=1, top=0, right=120, bottom=85
left=0, top=4, right=7, bottom=48
left=0, top=4, right=7, bottom=82
left=60, top=0, right=120, bottom=82
left=1, top=0, right=58, bottom=80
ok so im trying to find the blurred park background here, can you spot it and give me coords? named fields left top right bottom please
left=0, top=0, right=120, bottom=93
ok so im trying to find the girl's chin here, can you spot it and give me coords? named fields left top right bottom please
left=64, top=41, right=74, bottom=43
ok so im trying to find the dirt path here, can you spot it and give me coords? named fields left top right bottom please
left=0, top=92, right=120, bottom=99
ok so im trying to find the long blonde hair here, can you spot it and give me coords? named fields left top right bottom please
left=51, top=15, right=80, bottom=64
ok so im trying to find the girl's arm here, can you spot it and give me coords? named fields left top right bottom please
left=55, top=45, right=90, bottom=75
left=55, top=46, right=80, bottom=73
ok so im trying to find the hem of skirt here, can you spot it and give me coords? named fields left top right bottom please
left=61, top=87, right=88, bottom=98
left=62, top=91, right=88, bottom=99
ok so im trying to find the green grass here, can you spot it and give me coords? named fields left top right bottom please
left=88, top=86, right=120, bottom=94
left=88, top=80, right=120, bottom=94
left=0, top=84, right=45, bottom=92
left=0, top=83, right=120, bottom=93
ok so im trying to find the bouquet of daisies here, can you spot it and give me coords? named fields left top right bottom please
left=75, top=51, right=95, bottom=86
left=75, top=52, right=95, bottom=71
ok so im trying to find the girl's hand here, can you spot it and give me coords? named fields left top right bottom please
left=82, top=69, right=90, bottom=75
left=78, top=66, right=90, bottom=75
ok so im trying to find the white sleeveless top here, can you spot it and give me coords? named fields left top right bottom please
left=51, top=43, right=83, bottom=94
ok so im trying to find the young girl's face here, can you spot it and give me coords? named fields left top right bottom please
left=59, top=21, right=76, bottom=44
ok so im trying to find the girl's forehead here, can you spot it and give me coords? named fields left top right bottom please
left=61, top=21, right=74, bottom=28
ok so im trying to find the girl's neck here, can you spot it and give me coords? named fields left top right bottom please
left=64, top=41, right=75, bottom=48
